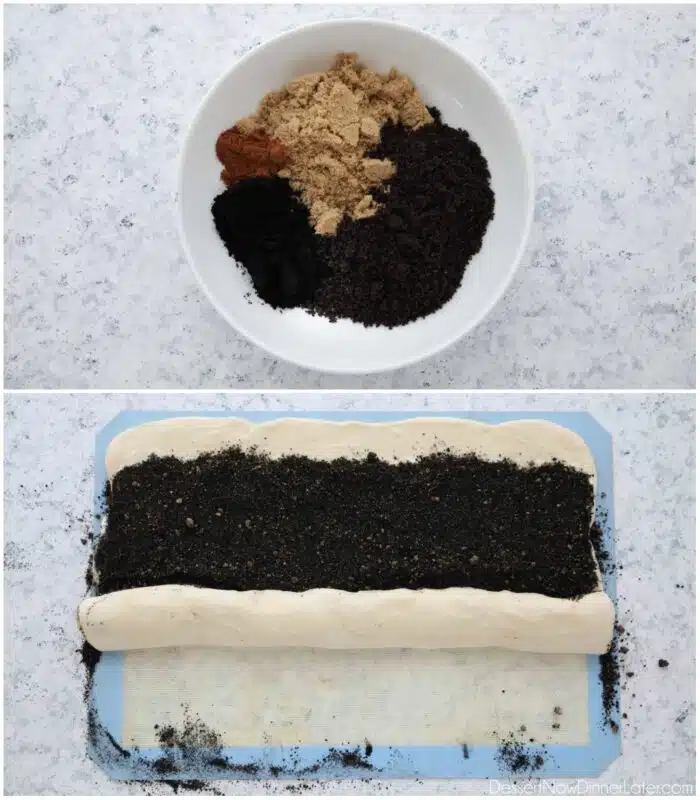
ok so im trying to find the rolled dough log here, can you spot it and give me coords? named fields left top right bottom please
left=80, top=417, right=615, bottom=654
left=79, top=585, right=614, bottom=654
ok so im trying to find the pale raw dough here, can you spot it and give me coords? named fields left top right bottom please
left=80, top=584, right=613, bottom=654
left=80, top=418, right=614, bottom=655
left=104, top=417, right=597, bottom=478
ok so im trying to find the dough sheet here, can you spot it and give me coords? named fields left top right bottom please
left=80, top=418, right=613, bottom=655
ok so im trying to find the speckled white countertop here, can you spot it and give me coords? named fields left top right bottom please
left=4, top=393, right=695, bottom=795
left=3, top=4, right=696, bottom=389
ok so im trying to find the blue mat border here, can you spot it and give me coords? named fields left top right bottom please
left=89, top=410, right=621, bottom=780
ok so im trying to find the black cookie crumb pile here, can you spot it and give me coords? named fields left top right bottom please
left=86, top=703, right=379, bottom=790
left=598, top=632, right=621, bottom=731
left=84, top=563, right=94, bottom=592
left=495, top=732, right=548, bottom=776
left=95, top=447, right=597, bottom=599
left=211, top=107, right=494, bottom=326
left=211, top=177, right=325, bottom=308
left=149, top=711, right=264, bottom=779
left=80, top=641, right=101, bottom=691
left=87, top=708, right=131, bottom=761
left=315, top=747, right=373, bottom=771
left=85, top=706, right=259, bottom=793
left=312, top=108, right=495, bottom=327
left=589, top=520, right=613, bottom=577
left=589, top=506, right=625, bottom=734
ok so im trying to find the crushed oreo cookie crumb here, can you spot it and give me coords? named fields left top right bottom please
left=96, top=447, right=597, bottom=600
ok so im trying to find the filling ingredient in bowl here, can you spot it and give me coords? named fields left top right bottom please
left=250, top=52, right=432, bottom=235
left=211, top=53, right=495, bottom=328
left=313, top=108, right=494, bottom=327
left=212, top=178, right=324, bottom=308
left=215, top=126, right=289, bottom=185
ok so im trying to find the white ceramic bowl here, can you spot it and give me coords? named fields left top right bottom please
left=179, top=19, right=534, bottom=374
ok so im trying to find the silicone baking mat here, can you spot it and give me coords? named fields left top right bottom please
left=87, top=410, right=621, bottom=780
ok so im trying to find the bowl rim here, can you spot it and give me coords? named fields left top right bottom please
left=177, top=17, right=535, bottom=375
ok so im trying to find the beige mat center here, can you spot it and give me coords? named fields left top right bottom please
left=122, top=647, right=590, bottom=748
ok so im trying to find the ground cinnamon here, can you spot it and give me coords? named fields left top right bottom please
left=215, top=126, right=288, bottom=186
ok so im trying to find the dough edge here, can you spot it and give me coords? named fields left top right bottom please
left=84, top=417, right=613, bottom=655
left=105, top=417, right=597, bottom=479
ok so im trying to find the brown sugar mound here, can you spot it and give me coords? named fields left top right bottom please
left=243, top=53, right=433, bottom=234
left=215, top=126, right=289, bottom=186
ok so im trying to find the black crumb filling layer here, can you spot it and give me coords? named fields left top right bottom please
left=94, top=448, right=598, bottom=599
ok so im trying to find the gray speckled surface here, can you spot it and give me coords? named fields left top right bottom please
left=4, top=393, right=695, bottom=795
left=3, top=4, right=696, bottom=389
